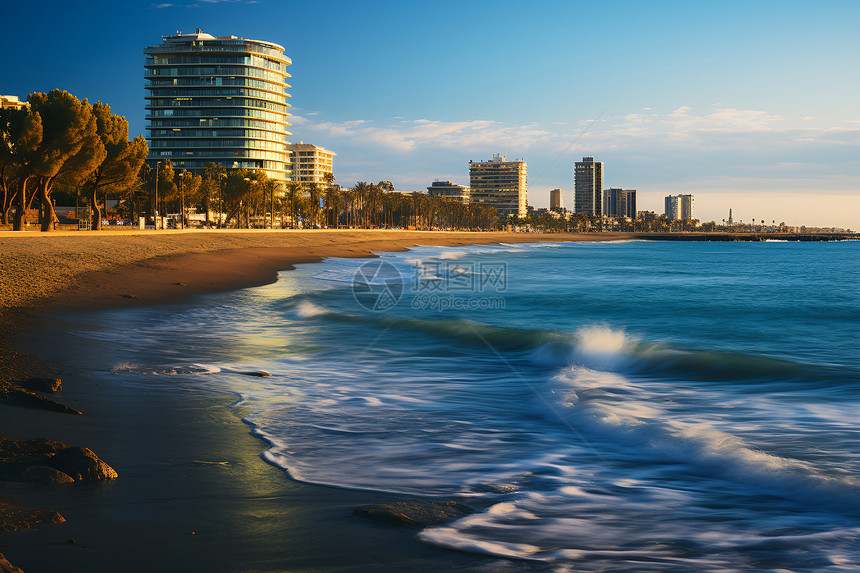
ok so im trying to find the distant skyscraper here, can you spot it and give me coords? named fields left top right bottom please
left=469, top=154, right=527, bottom=218
left=144, top=29, right=292, bottom=181
left=549, top=188, right=563, bottom=211
left=665, top=195, right=680, bottom=220
left=574, top=157, right=603, bottom=217
left=664, top=194, right=694, bottom=220
left=679, top=194, right=694, bottom=220
left=625, top=190, right=637, bottom=218
left=428, top=181, right=471, bottom=203
left=603, top=188, right=627, bottom=218
left=287, top=142, right=335, bottom=186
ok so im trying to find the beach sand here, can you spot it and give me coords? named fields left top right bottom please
left=0, top=229, right=631, bottom=572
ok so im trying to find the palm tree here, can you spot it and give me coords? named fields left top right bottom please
left=284, top=182, right=301, bottom=229
left=324, top=184, right=342, bottom=227
left=306, top=182, right=322, bottom=228
left=352, top=182, right=371, bottom=228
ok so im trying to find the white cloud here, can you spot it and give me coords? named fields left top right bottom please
left=291, top=116, right=552, bottom=153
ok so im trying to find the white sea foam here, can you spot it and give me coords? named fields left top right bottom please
left=294, top=300, right=327, bottom=318
left=111, top=362, right=221, bottom=375
left=435, top=250, right=468, bottom=260
left=570, top=324, right=638, bottom=371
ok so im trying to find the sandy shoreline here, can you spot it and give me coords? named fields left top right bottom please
left=0, top=229, right=631, bottom=571
left=0, top=229, right=631, bottom=313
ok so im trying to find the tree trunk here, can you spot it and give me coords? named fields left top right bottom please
left=39, top=180, right=58, bottom=232
left=14, top=178, right=28, bottom=231
left=90, top=187, right=102, bottom=231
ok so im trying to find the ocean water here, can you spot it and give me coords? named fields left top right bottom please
left=90, top=240, right=859, bottom=571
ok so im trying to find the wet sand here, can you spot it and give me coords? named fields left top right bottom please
left=0, top=229, right=631, bottom=571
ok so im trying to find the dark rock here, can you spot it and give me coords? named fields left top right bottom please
left=0, top=501, right=66, bottom=534
left=121, top=294, right=138, bottom=300
left=245, top=371, right=271, bottom=377
left=0, top=438, right=67, bottom=458
left=0, top=552, right=25, bottom=573
left=3, top=388, right=81, bottom=415
left=353, top=500, right=474, bottom=528
left=20, top=465, right=75, bottom=485
left=46, top=447, right=118, bottom=481
left=0, top=438, right=69, bottom=482
left=21, top=376, right=62, bottom=392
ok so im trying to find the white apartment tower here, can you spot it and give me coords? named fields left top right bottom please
left=144, top=29, right=292, bottom=181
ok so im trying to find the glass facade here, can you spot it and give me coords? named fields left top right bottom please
left=144, top=30, right=291, bottom=181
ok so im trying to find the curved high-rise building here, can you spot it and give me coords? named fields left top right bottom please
left=144, top=29, right=291, bottom=181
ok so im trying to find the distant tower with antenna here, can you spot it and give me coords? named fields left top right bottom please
left=728, top=208, right=733, bottom=226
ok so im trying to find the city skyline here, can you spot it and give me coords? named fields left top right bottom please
left=1, top=0, right=858, bottom=228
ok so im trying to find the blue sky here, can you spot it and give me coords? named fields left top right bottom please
left=2, top=0, right=858, bottom=228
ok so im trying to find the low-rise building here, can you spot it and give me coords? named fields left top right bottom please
left=0, top=95, right=28, bottom=110
left=287, top=142, right=335, bottom=186
left=427, top=180, right=471, bottom=203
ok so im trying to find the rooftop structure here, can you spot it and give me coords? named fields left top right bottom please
left=144, top=29, right=292, bottom=181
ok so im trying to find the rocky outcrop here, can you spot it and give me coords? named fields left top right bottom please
left=0, top=501, right=66, bottom=534
left=0, top=552, right=25, bottom=573
left=0, top=438, right=117, bottom=483
left=47, top=447, right=118, bottom=481
left=20, top=377, right=62, bottom=393
left=245, top=371, right=271, bottom=377
left=20, top=465, right=75, bottom=485
left=0, top=387, right=80, bottom=415
left=353, top=500, right=474, bottom=528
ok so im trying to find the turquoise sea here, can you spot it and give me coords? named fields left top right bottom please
left=88, top=240, right=859, bottom=571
